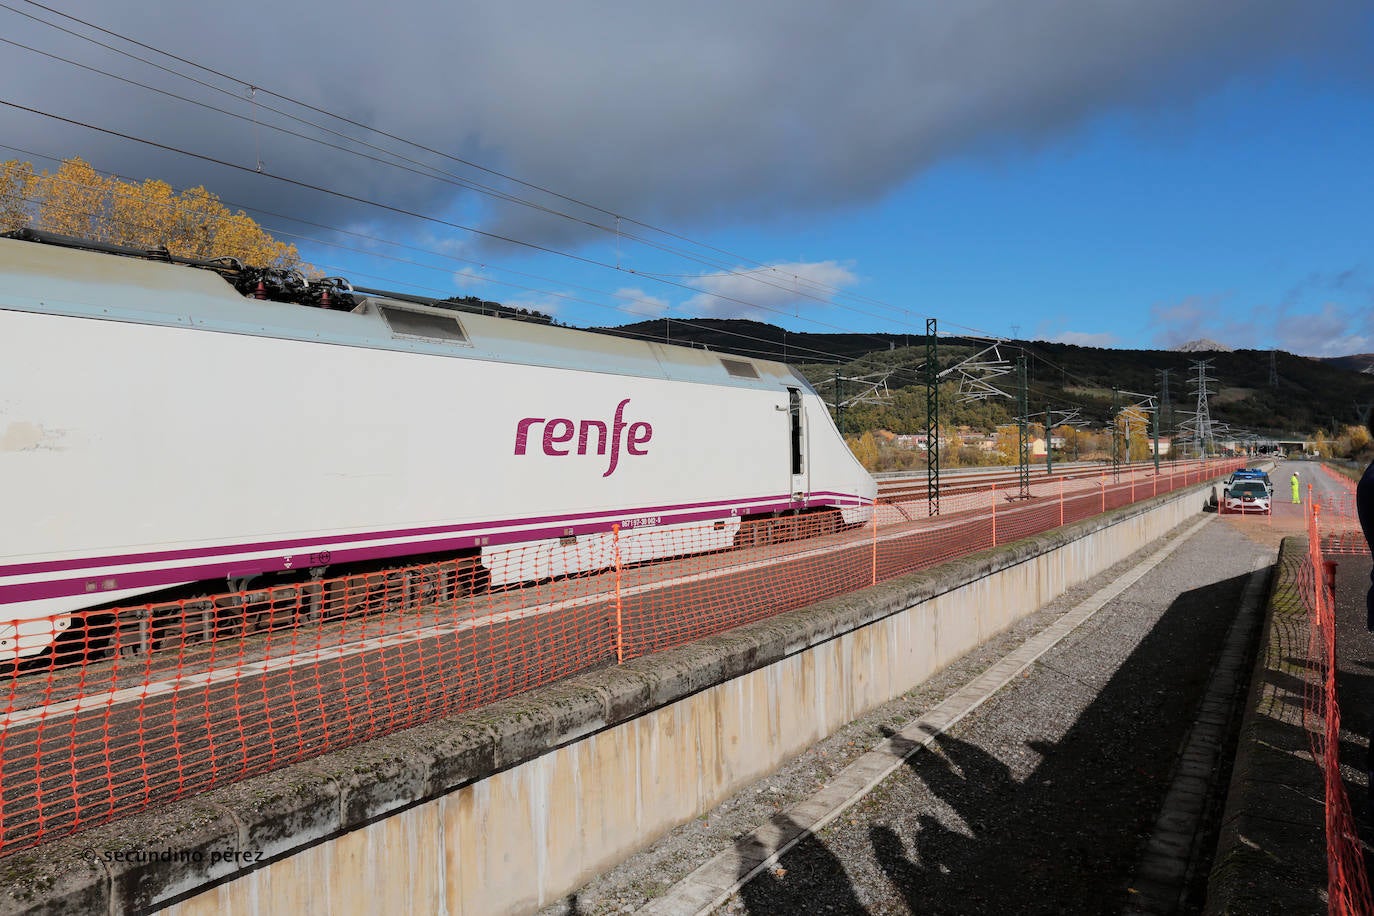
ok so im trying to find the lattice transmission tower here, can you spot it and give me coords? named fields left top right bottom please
left=1177, top=359, right=1220, bottom=457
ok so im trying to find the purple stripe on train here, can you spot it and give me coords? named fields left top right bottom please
left=0, top=492, right=869, bottom=605
left=3, top=491, right=870, bottom=578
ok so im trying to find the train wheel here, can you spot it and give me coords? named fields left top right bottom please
left=734, top=518, right=766, bottom=548
left=813, top=510, right=841, bottom=537
left=12, top=613, right=114, bottom=671
left=462, top=560, right=491, bottom=596
left=66, top=613, right=115, bottom=665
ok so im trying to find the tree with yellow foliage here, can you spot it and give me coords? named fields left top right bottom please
left=1, top=157, right=304, bottom=270
left=0, top=160, right=33, bottom=231
left=993, top=426, right=1020, bottom=465
left=1119, top=406, right=1152, bottom=461
left=848, top=432, right=880, bottom=470
left=1335, top=423, right=1372, bottom=459
left=944, top=429, right=963, bottom=468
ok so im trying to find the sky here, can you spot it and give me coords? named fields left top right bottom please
left=1, top=0, right=1372, bottom=359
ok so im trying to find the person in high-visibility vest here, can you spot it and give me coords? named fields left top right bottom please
left=1291, top=471, right=1301, bottom=504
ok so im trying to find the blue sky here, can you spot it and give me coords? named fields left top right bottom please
left=817, top=71, right=1374, bottom=354
left=2, top=2, right=1371, bottom=357
left=409, top=64, right=1374, bottom=357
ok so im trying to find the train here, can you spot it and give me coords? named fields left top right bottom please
left=0, top=229, right=876, bottom=660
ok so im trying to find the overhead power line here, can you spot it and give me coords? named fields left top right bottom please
left=8, top=157, right=869, bottom=366
left=1, top=97, right=911, bottom=343
left=4, top=0, right=932, bottom=331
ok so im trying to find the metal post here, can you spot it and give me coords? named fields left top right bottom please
left=1016, top=356, right=1030, bottom=499
left=833, top=369, right=843, bottom=437
left=1152, top=398, right=1160, bottom=473
left=612, top=523, right=624, bottom=664
left=1045, top=405, right=1053, bottom=475
left=925, top=318, right=940, bottom=518
left=1111, top=387, right=1121, bottom=481
left=991, top=483, right=997, bottom=546
left=871, top=509, right=878, bottom=585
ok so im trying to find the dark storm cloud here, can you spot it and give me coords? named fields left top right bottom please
left=0, top=0, right=1367, bottom=253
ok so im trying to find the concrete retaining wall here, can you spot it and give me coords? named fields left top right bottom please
left=2, top=485, right=1215, bottom=916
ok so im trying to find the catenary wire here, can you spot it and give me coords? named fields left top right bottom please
left=7, top=0, right=937, bottom=328
left=5, top=155, right=862, bottom=364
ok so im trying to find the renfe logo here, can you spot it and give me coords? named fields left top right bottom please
left=514, top=398, right=653, bottom=477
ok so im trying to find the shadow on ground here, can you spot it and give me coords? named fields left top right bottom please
left=734, top=571, right=1283, bottom=916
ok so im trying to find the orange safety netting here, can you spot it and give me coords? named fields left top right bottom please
left=0, top=458, right=1239, bottom=856
left=1304, top=468, right=1373, bottom=915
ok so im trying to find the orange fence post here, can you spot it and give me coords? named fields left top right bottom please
left=1100, top=476, right=1106, bottom=513
left=991, top=483, right=997, bottom=546
left=1059, top=477, right=1064, bottom=527
left=871, top=507, right=878, bottom=585
left=612, top=523, right=625, bottom=664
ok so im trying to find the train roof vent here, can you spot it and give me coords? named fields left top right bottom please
left=378, top=304, right=469, bottom=343
left=720, top=357, right=759, bottom=379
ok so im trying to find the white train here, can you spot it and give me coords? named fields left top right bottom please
left=0, top=231, right=876, bottom=659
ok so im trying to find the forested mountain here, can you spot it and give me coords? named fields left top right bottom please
left=597, top=318, right=1374, bottom=438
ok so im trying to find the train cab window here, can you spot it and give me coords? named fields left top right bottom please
left=721, top=358, right=759, bottom=379
left=788, top=387, right=803, bottom=475
left=378, top=305, right=469, bottom=343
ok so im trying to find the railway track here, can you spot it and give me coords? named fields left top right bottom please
left=875, top=459, right=1214, bottom=503
left=0, top=459, right=1241, bottom=859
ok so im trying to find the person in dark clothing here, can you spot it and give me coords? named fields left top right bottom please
left=1359, top=414, right=1374, bottom=631
left=1357, top=417, right=1374, bottom=826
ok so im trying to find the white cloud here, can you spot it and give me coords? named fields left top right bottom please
left=1273, top=302, right=1373, bottom=357
left=451, top=267, right=487, bottom=290
left=680, top=261, right=859, bottom=320
left=1148, top=292, right=1374, bottom=356
left=1052, top=331, right=1120, bottom=348
left=501, top=292, right=566, bottom=318
left=1148, top=294, right=1265, bottom=350
left=1, top=1, right=1363, bottom=249
left=611, top=287, right=671, bottom=318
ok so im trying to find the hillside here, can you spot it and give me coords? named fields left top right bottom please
left=595, top=318, right=1374, bottom=438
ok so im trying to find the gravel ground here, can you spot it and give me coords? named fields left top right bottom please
left=538, top=509, right=1275, bottom=916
